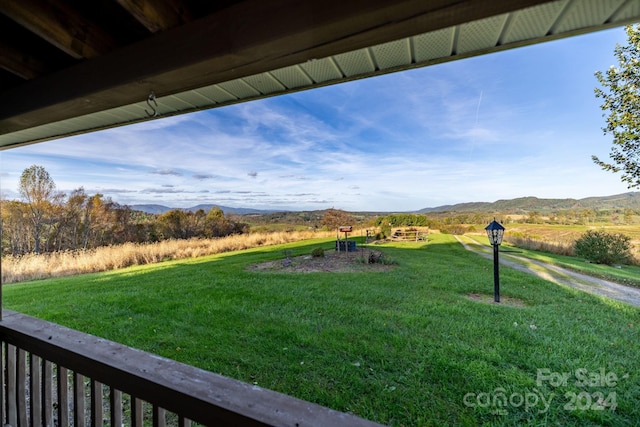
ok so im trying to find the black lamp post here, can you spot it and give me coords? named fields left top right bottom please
left=485, top=219, right=505, bottom=303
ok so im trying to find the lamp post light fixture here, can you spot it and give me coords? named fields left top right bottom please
left=485, top=219, right=505, bottom=303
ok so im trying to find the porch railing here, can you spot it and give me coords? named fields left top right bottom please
left=0, top=310, right=384, bottom=427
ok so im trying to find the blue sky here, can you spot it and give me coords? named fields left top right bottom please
left=0, top=27, right=634, bottom=212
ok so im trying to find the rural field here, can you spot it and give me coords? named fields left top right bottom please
left=4, top=232, right=639, bottom=426
left=505, top=223, right=640, bottom=256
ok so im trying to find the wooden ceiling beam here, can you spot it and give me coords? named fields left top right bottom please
left=115, top=0, right=193, bottom=33
left=0, top=41, right=49, bottom=80
left=0, top=0, right=118, bottom=59
left=0, top=0, right=557, bottom=136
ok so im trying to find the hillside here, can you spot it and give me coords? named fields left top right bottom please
left=129, top=192, right=640, bottom=216
left=417, top=192, right=640, bottom=214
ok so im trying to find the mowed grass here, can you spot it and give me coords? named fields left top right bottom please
left=4, top=234, right=640, bottom=426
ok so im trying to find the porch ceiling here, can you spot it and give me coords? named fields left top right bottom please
left=0, top=0, right=639, bottom=149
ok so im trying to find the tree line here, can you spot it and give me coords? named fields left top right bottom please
left=1, top=165, right=248, bottom=256
left=3, top=166, right=638, bottom=256
left=374, top=209, right=638, bottom=232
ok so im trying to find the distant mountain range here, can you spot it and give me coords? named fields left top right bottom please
left=417, top=192, right=640, bottom=213
left=130, top=192, right=640, bottom=215
left=130, top=204, right=274, bottom=215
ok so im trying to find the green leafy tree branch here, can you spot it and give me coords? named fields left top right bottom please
left=593, top=24, right=640, bottom=188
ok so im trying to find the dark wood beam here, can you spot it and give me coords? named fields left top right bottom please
left=0, top=0, right=557, bottom=135
left=115, top=0, right=193, bottom=33
left=0, top=40, right=49, bottom=80
left=0, top=0, right=117, bottom=59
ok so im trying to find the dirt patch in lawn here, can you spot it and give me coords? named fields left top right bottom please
left=465, top=293, right=527, bottom=307
left=247, top=249, right=395, bottom=273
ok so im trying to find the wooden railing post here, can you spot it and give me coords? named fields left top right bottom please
left=110, top=388, right=122, bottom=427
left=43, top=361, right=54, bottom=427
left=74, top=373, right=86, bottom=427
left=7, top=344, right=17, bottom=427
left=17, top=349, right=27, bottom=427
left=58, top=366, right=69, bottom=427
left=131, top=397, right=144, bottom=427
left=30, top=354, right=42, bottom=426
left=91, top=380, right=103, bottom=427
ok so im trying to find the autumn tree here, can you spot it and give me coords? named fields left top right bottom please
left=62, top=188, right=89, bottom=249
left=3, top=170, right=251, bottom=253
left=204, top=207, right=232, bottom=237
left=320, top=208, right=354, bottom=231
left=593, top=24, right=640, bottom=188
left=18, top=165, right=57, bottom=253
left=80, top=194, right=114, bottom=248
left=157, top=209, right=188, bottom=239
left=1, top=201, right=31, bottom=254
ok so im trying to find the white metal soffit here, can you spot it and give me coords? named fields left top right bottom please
left=2, top=0, right=639, bottom=148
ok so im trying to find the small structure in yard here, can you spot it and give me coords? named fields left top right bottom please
left=336, top=225, right=357, bottom=252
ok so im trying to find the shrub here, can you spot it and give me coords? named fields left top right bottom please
left=311, top=247, right=325, bottom=258
left=379, top=223, right=392, bottom=239
left=368, top=251, right=382, bottom=264
left=574, top=230, right=632, bottom=265
left=368, top=250, right=397, bottom=265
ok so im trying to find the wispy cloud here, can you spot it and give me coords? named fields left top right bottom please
left=151, top=169, right=182, bottom=176
left=0, top=28, right=632, bottom=211
left=193, top=174, right=216, bottom=180
left=143, top=188, right=186, bottom=194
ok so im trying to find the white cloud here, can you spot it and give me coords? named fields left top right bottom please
left=0, top=28, right=633, bottom=211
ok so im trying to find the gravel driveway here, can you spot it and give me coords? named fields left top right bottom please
left=455, top=235, right=640, bottom=307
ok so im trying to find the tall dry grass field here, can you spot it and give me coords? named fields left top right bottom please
left=2, top=230, right=334, bottom=284
left=503, top=224, right=640, bottom=264
left=503, top=235, right=576, bottom=256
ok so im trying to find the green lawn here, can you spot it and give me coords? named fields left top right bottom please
left=5, top=234, right=639, bottom=426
